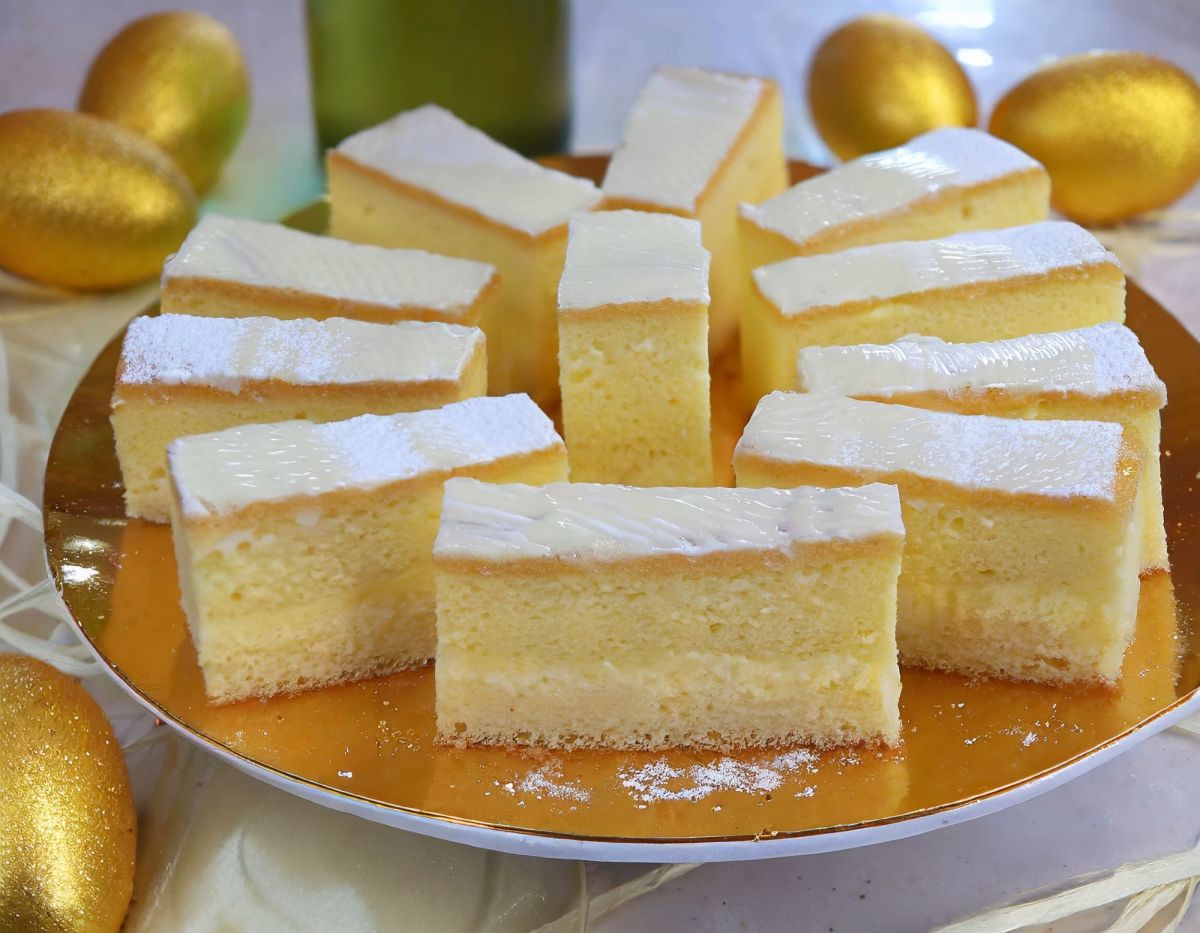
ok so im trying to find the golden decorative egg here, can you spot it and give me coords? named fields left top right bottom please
left=79, top=10, right=250, bottom=193
left=0, top=655, right=136, bottom=932
left=808, top=14, right=978, bottom=161
left=990, top=52, right=1200, bottom=225
left=0, top=109, right=196, bottom=291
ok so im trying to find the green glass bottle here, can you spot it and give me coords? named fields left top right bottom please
left=306, top=0, right=570, bottom=155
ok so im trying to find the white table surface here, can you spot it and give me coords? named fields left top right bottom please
left=3, top=2, right=1199, bottom=930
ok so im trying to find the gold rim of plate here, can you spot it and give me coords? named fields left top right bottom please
left=43, top=157, right=1200, bottom=848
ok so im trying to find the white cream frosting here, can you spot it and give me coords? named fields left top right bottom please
left=163, top=214, right=495, bottom=317
left=434, top=479, right=903, bottom=562
left=740, top=127, right=1043, bottom=247
left=753, top=221, right=1117, bottom=317
left=602, top=66, right=767, bottom=213
left=170, top=394, right=563, bottom=519
left=117, top=314, right=482, bottom=393
left=736, top=392, right=1127, bottom=502
left=797, top=323, right=1166, bottom=404
left=557, top=210, right=710, bottom=311
left=335, top=105, right=601, bottom=236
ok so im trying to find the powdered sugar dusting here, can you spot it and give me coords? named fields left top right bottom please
left=742, top=127, right=1042, bottom=248
left=798, top=323, right=1165, bottom=404
left=602, top=66, right=766, bottom=212
left=118, top=314, right=482, bottom=392
left=558, top=210, right=710, bottom=310
left=434, top=480, right=903, bottom=562
left=618, top=749, right=819, bottom=804
left=337, top=105, right=600, bottom=236
left=169, top=394, right=563, bottom=519
left=755, top=221, right=1116, bottom=317
left=499, top=763, right=591, bottom=802
left=738, top=392, right=1127, bottom=502
left=163, top=214, right=496, bottom=316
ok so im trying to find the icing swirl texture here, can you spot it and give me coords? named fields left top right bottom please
left=163, top=213, right=496, bottom=314
left=797, top=323, right=1165, bottom=403
left=336, top=105, right=601, bottom=237
left=434, top=479, right=903, bottom=562
left=602, top=66, right=767, bottom=213
left=753, top=221, right=1118, bottom=317
left=736, top=392, right=1127, bottom=502
left=740, top=127, right=1043, bottom=247
left=558, top=210, right=710, bottom=310
left=117, top=314, right=482, bottom=393
left=170, top=394, right=562, bottom=519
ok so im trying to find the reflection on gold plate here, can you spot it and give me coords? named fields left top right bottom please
left=45, top=159, right=1200, bottom=851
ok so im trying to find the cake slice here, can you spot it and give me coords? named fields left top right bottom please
left=796, top=324, right=1168, bottom=571
left=112, top=313, right=486, bottom=522
left=327, top=104, right=601, bottom=404
left=600, top=66, right=787, bottom=354
left=558, top=210, right=713, bottom=485
left=160, top=213, right=499, bottom=326
left=741, top=221, right=1125, bottom=403
left=434, top=479, right=905, bottom=749
left=739, top=127, right=1049, bottom=270
left=734, top=393, right=1144, bottom=685
left=168, top=395, right=567, bottom=703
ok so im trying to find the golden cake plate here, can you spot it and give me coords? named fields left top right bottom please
left=44, top=158, right=1200, bottom=861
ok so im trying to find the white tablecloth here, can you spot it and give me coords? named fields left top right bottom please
left=3, top=1, right=1199, bottom=929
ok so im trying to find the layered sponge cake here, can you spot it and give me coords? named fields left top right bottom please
left=558, top=210, right=713, bottom=486
left=327, top=105, right=601, bottom=404
left=738, top=127, right=1049, bottom=271
left=112, top=313, right=486, bottom=522
left=434, top=479, right=905, bottom=749
left=797, top=324, right=1168, bottom=571
left=161, top=213, right=499, bottom=326
left=168, top=395, right=567, bottom=703
left=741, top=221, right=1125, bottom=403
left=735, top=393, right=1144, bottom=685
left=600, top=66, right=787, bottom=353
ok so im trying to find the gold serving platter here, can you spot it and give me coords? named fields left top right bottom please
left=45, top=158, right=1200, bottom=854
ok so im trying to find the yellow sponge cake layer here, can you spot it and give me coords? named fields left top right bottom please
left=735, top=393, right=1144, bottom=685
left=742, top=222, right=1124, bottom=403
left=434, top=479, right=904, bottom=750
left=327, top=104, right=601, bottom=404
left=558, top=211, right=712, bottom=485
left=600, top=67, right=787, bottom=354
left=739, top=127, right=1049, bottom=268
left=160, top=214, right=499, bottom=326
left=168, top=395, right=567, bottom=703
left=112, top=313, right=486, bottom=522
left=797, top=324, right=1168, bottom=571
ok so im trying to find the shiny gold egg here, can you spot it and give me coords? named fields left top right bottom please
left=79, top=11, right=250, bottom=193
left=0, top=109, right=196, bottom=291
left=990, top=52, right=1200, bottom=225
left=808, top=13, right=978, bottom=160
left=0, top=655, right=136, bottom=932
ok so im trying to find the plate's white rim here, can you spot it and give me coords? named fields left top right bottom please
left=64, top=581, right=1200, bottom=863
